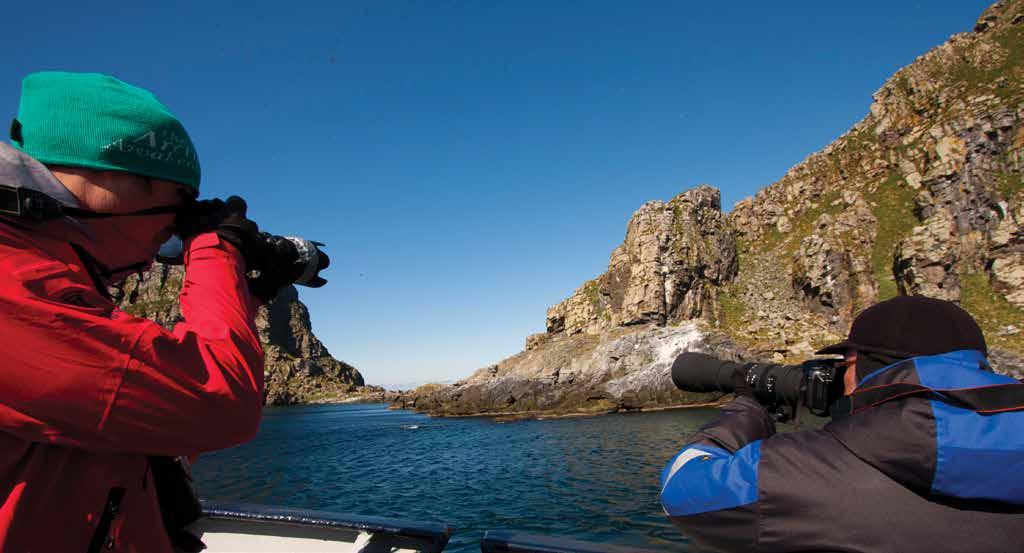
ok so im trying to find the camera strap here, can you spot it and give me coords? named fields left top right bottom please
left=149, top=456, right=206, bottom=553
left=844, top=381, right=1024, bottom=416
left=1, top=183, right=183, bottom=221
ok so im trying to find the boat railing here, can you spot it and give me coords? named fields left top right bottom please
left=188, top=501, right=666, bottom=552
left=189, top=500, right=453, bottom=553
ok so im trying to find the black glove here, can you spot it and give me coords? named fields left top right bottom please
left=213, top=196, right=265, bottom=266
left=165, top=196, right=261, bottom=267
left=731, top=364, right=754, bottom=398
left=173, top=197, right=229, bottom=241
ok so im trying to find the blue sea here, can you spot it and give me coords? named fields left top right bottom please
left=192, top=403, right=720, bottom=552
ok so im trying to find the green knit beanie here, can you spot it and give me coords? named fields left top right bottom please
left=11, top=72, right=201, bottom=191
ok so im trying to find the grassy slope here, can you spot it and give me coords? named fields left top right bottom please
left=720, top=2, right=1024, bottom=355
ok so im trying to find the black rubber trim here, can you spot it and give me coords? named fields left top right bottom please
left=200, top=500, right=453, bottom=542
left=852, top=382, right=1024, bottom=414
left=481, top=530, right=662, bottom=553
left=9, top=119, right=22, bottom=144
left=69, top=243, right=113, bottom=300
left=87, top=487, right=126, bottom=553
left=0, top=185, right=20, bottom=216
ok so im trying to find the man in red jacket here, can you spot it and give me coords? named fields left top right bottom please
left=0, top=72, right=297, bottom=552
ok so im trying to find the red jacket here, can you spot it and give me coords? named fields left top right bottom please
left=0, top=218, right=264, bottom=552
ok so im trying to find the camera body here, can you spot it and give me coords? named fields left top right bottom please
left=671, top=352, right=843, bottom=421
left=800, top=359, right=841, bottom=416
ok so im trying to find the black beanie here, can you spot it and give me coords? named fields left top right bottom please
left=816, top=295, right=988, bottom=360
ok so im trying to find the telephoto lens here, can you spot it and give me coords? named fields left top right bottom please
left=671, top=351, right=842, bottom=419
left=670, top=352, right=740, bottom=394
left=671, top=352, right=804, bottom=411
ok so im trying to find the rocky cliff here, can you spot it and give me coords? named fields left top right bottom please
left=396, top=1, right=1024, bottom=417
left=725, top=0, right=1024, bottom=368
left=545, top=185, right=737, bottom=335
left=115, top=262, right=380, bottom=406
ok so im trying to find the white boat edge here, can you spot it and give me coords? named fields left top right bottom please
left=188, top=501, right=452, bottom=553
left=187, top=501, right=665, bottom=553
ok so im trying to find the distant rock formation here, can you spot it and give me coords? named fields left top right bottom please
left=115, top=262, right=376, bottom=406
left=545, top=186, right=737, bottom=335
left=255, top=285, right=369, bottom=405
left=398, top=1, right=1024, bottom=416
left=393, top=324, right=742, bottom=417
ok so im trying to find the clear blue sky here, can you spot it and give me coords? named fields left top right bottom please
left=2, top=1, right=992, bottom=388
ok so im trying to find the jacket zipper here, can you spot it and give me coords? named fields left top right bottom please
left=86, top=487, right=126, bottom=553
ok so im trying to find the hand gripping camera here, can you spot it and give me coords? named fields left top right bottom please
left=157, top=196, right=330, bottom=291
left=671, top=352, right=844, bottom=421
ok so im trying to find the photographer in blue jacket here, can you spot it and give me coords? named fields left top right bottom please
left=661, top=295, right=1024, bottom=552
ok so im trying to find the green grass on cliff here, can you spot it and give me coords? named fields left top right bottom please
left=716, top=285, right=747, bottom=335
left=870, top=173, right=920, bottom=301
left=998, top=172, right=1023, bottom=200
left=992, top=18, right=1024, bottom=102
left=762, top=189, right=846, bottom=262
left=581, top=279, right=610, bottom=320
left=945, top=17, right=1024, bottom=103
left=960, top=272, right=1024, bottom=354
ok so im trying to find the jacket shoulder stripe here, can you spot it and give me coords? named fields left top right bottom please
left=662, top=447, right=716, bottom=491
left=660, top=442, right=761, bottom=517
left=915, top=350, right=1015, bottom=389
left=906, top=351, right=1024, bottom=503
left=930, top=400, right=1024, bottom=503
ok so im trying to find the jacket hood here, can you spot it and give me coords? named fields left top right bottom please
left=0, top=142, right=91, bottom=244
left=826, top=350, right=1024, bottom=506
left=1, top=142, right=82, bottom=207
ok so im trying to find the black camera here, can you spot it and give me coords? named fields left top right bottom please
left=671, top=352, right=843, bottom=420
left=159, top=196, right=329, bottom=290
left=157, top=233, right=328, bottom=288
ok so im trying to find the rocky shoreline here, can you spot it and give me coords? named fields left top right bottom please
left=391, top=323, right=748, bottom=418
left=310, top=386, right=402, bottom=405
left=405, top=400, right=731, bottom=424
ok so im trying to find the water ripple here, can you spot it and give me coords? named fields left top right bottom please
left=193, top=403, right=716, bottom=552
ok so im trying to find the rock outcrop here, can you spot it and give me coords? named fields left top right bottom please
left=398, top=1, right=1024, bottom=417
left=115, top=262, right=371, bottom=406
left=791, top=193, right=879, bottom=325
left=545, top=186, right=737, bottom=336
left=256, top=285, right=367, bottom=405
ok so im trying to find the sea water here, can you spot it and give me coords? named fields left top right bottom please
left=193, top=403, right=720, bottom=552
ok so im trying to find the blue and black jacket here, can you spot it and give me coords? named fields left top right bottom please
left=660, top=350, right=1024, bottom=553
